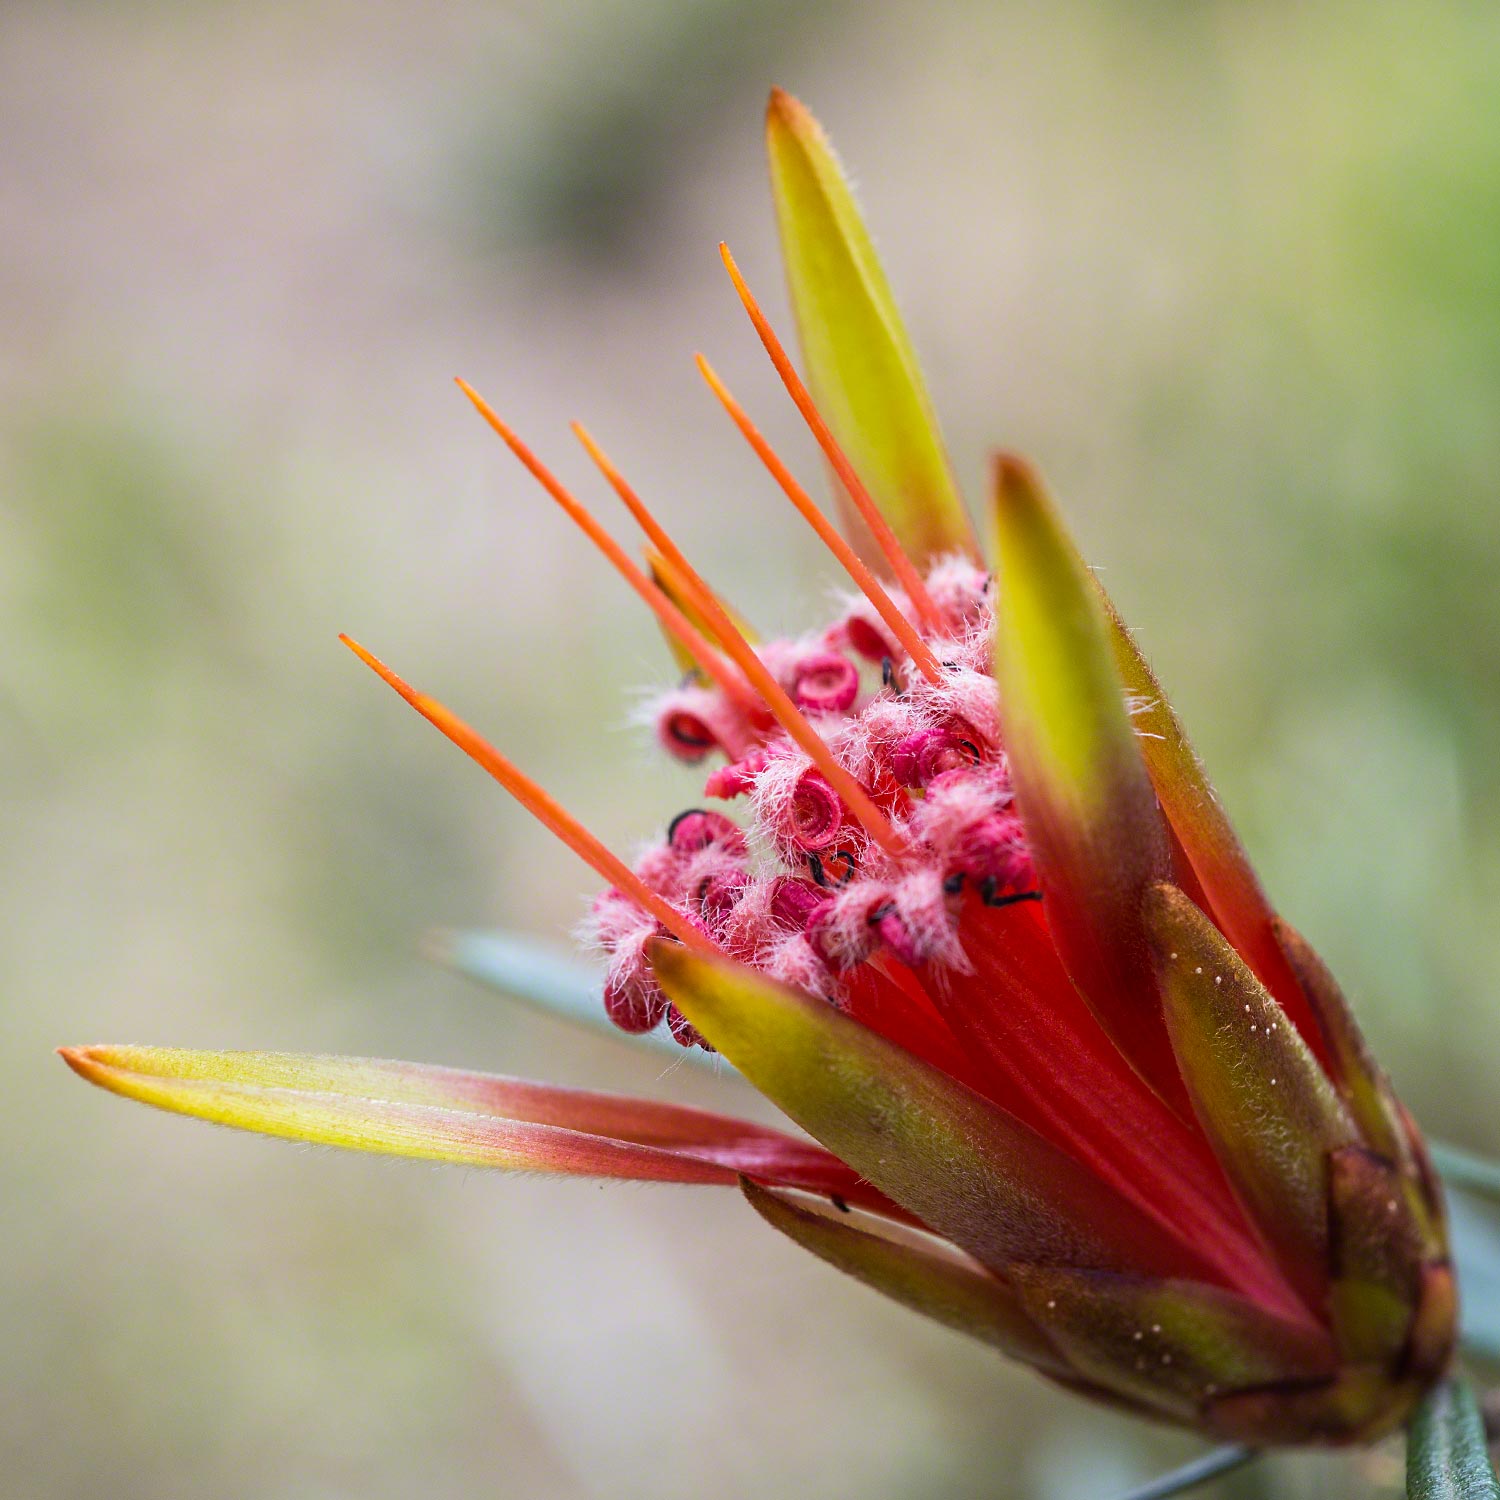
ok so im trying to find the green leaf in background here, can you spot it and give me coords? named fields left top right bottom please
left=1447, top=1196, right=1500, bottom=1365
left=1110, top=1445, right=1255, bottom=1500
left=1407, top=1379, right=1500, bottom=1499
left=1433, top=1141, right=1500, bottom=1205
left=425, top=928, right=730, bottom=1068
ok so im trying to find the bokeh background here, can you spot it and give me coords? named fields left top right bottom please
left=6, top=2, right=1500, bottom=1496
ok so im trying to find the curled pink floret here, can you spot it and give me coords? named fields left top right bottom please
left=889, top=726, right=982, bottom=787
left=791, top=651, right=860, bottom=714
left=668, top=808, right=746, bottom=855
left=785, top=771, right=849, bottom=852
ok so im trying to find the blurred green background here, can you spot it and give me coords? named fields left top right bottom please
left=5, top=2, right=1500, bottom=1496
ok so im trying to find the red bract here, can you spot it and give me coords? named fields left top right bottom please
left=61, top=89, right=1454, bottom=1447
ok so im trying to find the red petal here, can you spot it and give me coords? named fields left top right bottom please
left=918, top=899, right=1294, bottom=1313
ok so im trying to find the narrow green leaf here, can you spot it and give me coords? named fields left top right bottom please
left=1407, top=1380, right=1500, bottom=1500
left=1450, top=1196, right=1500, bottom=1364
left=1432, top=1141, right=1500, bottom=1206
left=1110, top=1445, right=1256, bottom=1500
left=424, top=927, right=720, bottom=1067
left=767, top=88, right=977, bottom=569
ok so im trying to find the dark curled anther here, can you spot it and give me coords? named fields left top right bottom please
left=942, top=872, right=966, bottom=895
left=808, top=848, right=858, bottom=888
left=670, top=723, right=714, bottom=749
left=667, top=808, right=708, bottom=841
left=831, top=1195, right=850, bottom=1214
left=866, top=901, right=895, bottom=926
left=981, top=573, right=993, bottom=594
left=957, top=739, right=981, bottom=765
left=881, top=657, right=903, bottom=695
left=979, top=877, right=1043, bottom=909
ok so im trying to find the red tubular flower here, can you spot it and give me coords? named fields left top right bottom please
left=61, top=88, right=1454, bottom=1450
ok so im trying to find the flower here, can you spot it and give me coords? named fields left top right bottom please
left=61, top=88, right=1454, bottom=1449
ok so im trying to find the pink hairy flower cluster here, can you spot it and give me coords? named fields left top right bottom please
left=585, top=557, right=1038, bottom=1047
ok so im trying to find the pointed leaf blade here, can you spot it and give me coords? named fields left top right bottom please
left=1407, top=1379, right=1500, bottom=1500
left=1090, top=567, right=1337, bottom=1073
left=742, top=1179, right=1065, bottom=1370
left=1101, top=597, right=1302, bottom=995
left=58, top=1045, right=846, bottom=1188
left=990, top=454, right=1180, bottom=1103
left=766, top=88, right=976, bottom=569
left=1273, top=917, right=1412, bottom=1165
left=1145, top=885, right=1358, bottom=1300
left=651, top=941, right=1220, bottom=1283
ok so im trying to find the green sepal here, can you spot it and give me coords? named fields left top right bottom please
left=1327, top=1146, right=1425, bottom=1364
left=1010, top=1267, right=1335, bottom=1421
left=766, top=88, right=977, bottom=570
left=1206, top=1364, right=1418, bottom=1447
left=741, top=1179, right=1065, bottom=1372
left=1145, top=884, right=1358, bottom=1302
left=1406, top=1262, right=1459, bottom=1390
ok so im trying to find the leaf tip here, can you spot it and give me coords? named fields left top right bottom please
left=57, top=1044, right=95, bottom=1080
left=765, top=86, right=818, bottom=144
left=1142, top=880, right=1196, bottom=944
left=990, top=448, right=1047, bottom=511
